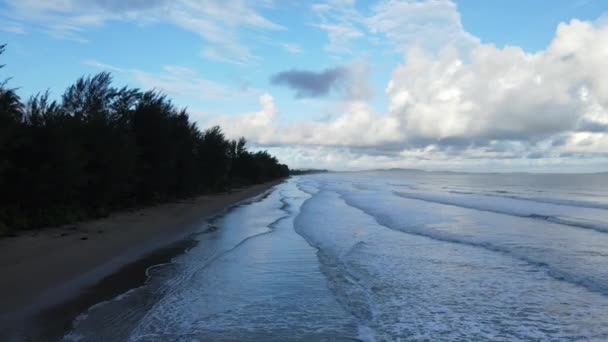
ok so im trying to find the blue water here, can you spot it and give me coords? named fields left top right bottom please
left=64, top=171, right=608, bottom=341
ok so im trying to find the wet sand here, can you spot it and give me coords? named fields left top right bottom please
left=0, top=180, right=284, bottom=340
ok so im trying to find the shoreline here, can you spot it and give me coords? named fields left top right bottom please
left=0, top=179, right=285, bottom=340
left=27, top=239, right=197, bottom=341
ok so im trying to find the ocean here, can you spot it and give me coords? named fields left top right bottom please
left=64, top=171, right=608, bottom=341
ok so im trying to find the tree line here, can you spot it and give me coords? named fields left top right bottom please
left=0, top=45, right=289, bottom=235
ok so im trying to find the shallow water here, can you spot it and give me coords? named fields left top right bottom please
left=64, top=171, right=608, bottom=341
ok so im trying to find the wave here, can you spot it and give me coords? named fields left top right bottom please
left=65, top=187, right=296, bottom=342
left=176, top=197, right=293, bottom=287
left=296, top=182, right=319, bottom=195
left=123, top=189, right=305, bottom=341
left=394, top=191, right=608, bottom=234
left=446, top=190, right=608, bottom=211
left=338, top=193, right=608, bottom=297
left=293, top=191, right=381, bottom=341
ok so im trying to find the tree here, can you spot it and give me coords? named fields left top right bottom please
left=0, top=45, right=289, bottom=233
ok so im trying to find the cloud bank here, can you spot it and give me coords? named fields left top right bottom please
left=214, top=17, right=608, bottom=170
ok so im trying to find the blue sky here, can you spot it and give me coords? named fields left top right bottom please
left=1, top=0, right=608, bottom=172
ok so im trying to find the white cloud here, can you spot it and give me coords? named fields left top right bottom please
left=83, top=59, right=125, bottom=72
left=387, top=19, right=608, bottom=144
left=367, top=0, right=480, bottom=53
left=315, top=23, right=364, bottom=53
left=311, top=0, right=364, bottom=54
left=4, top=0, right=282, bottom=64
left=312, top=0, right=479, bottom=56
left=84, top=59, right=263, bottom=102
left=214, top=17, right=608, bottom=170
left=211, top=93, right=401, bottom=147
left=262, top=143, right=607, bottom=172
left=0, top=19, right=26, bottom=34
left=278, top=42, right=303, bottom=54
left=213, top=93, right=279, bottom=143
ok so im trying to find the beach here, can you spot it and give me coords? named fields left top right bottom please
left=3, top=171, right=608, bottom=340
left=56, top=172, right=608, bottom=341
left=0, top=179, right=284, bottom=340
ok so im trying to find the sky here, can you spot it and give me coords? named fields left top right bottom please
left=1, top=0, right=608, bottom=172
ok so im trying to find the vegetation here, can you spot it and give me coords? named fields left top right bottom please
left=0, top=45, right=288, bottom=235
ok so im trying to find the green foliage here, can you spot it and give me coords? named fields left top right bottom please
left=0, top=46, right=289, bottom=232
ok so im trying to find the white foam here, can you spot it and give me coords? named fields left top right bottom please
left=63, top=172, right=608, bottom=340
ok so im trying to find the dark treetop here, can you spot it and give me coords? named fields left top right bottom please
left=0, top=45, right=289, bottom=235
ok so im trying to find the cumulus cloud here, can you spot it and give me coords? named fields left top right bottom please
left=387, top=19, right=608, bottom=147
left=261, top=143, right=607, bottom=172
left=210, top=93, right=401, bottom=147
left=211, top=93, right=279, bottom=144
left=215, top=18, right=608, bottom=170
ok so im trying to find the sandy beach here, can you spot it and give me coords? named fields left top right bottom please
left=0, top=179, right=284, bottom=339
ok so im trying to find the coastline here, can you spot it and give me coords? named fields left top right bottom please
left=0, top=179, right=285, bottom=340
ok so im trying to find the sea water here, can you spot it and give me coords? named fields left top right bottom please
left=64, top=171, right=608, bottom=341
